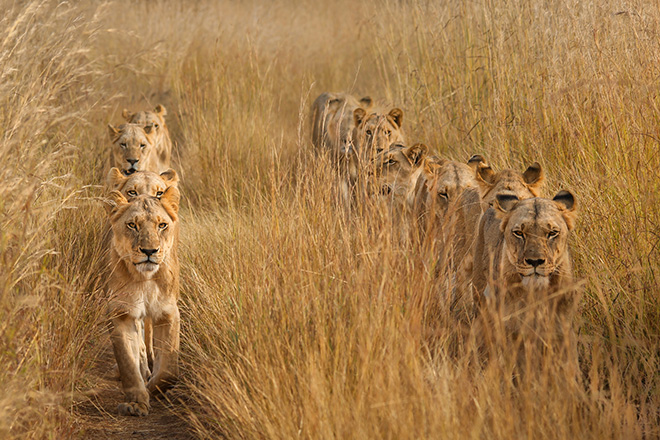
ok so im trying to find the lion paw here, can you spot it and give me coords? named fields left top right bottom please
left=117, top=401, right=149, bottom=417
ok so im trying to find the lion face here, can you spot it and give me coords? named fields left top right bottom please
left=368, top=143, right=428, bottom=203
left=122, top=105, right=168, bottom=147
left=108, top=123, right=156, bottom=175
left=476, top=161, right=544, bottom=207
left=106, top=168, right=179, bottom=200
left=353, top=107, right=404, bottom=158
left=495, top=191, right=577, bottom=290
left=424, top=155, right=484, bottom=217
left=108, top=188, right=180, bottom=278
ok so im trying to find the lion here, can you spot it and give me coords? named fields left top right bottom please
left=105, top=167, right=179, bottom=372
left=352, top=106, right=405, bottom=165
left=469, top=191, right=579, bottom=379
left=123, top=105, right=172, bottom=169
left=107, top=167, right=179, bottom=200
left=108, top=123, right=161, bottom=175
left=486, top=191, right=578, bottom=299
left=468, top=162, right=545, bottom=306
left=367, top=142, right=430, bottom=240
left=421, top=155, right=485, bottom=268
left=105, top=188, right=181, bottom=416
left=310, top=92, right=373, bottom=156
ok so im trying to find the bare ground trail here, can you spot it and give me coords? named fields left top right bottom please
left=73, top=338, right=195, bottom=440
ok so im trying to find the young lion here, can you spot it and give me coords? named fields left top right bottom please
left=105, top=167, right=179, bottom=372
left=108, top=123, right=160, bottom=175
left=106, top=188, right=181, bottom=416
left=466, top=162, right=545, bottom=306
left=107, top=167, right=179, bottom=200
left=487, top=190, right=578, bottom=301
left=123, top=105, right=173, bottom=169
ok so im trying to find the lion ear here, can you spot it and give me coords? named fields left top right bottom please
left=122, top=109, right=134, bottom=122
left=388, top=108, right=403, bottom=128
left=553, top=190, right=577, bottom=230
left=106, top=167, right=128, bottom=190
left=354, top=108, right=367, bottom=127
left=523, top=162, right=544, bottom=192
left=159, top=169, right=179, bottom=186
left=160, top=186, right=180, bottom=220
left=105, top=190, right=129, bottom=215
left=359, top=96, right=373, bottom=109
left=493, top=194, right=519, bottom=226
left=475, top=163, right=496, bottom=195
left=108, top=124, right=120, bottom=140
left=403, top=143, right=428, bottom=166
left=154, top=104, right=167, bottom=117
left=467, top=154, right=486, bottom=171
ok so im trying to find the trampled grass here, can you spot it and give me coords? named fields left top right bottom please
left=1, top=0, right=658, bottom=438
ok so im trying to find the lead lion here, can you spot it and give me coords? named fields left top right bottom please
left=106, top=188, right=181, bottom=416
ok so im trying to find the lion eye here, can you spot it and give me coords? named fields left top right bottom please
left=366, top=130, right=373, bottom=137
left=385, top=158, right=397, bottom=165
left=127, top=222, right=137, bottom=230
left=156, top=191, right=164, bottom=197
left=385, top=130, right=391, bottom=136
left=438, top=192, right=448, bottom=200
left=140, top=143, right=146, bottom=149
left=154, top=123, right=159, bottom=129
left=548, top=230, right=559, bottom=238
left=127, top=190, right=138, bottom=197
left=513, top=230, right=524, bottom=238
left=158, top=223, right=168, bottom=230
left=120, top=143, right=127, bottom=149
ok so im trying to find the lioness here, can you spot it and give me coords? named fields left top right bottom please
left=469, top=162, right=545, bottom=305
left=353, top=106, right=405, bottom=159
left=486, top=190, right=578, bottom=299
left=123, top=105, right=172, bottom=169
left=107, top=167, right=179, bottom=200
left=421, top=155, right=485, bottom=267
left=108, top=123, right=160, bottom=175
left=106, top=167, right=179, bottom=371
left=106, top=189, right=180, bottom=416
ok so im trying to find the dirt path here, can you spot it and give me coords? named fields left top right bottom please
left=73, top=338, right=195, bottom=440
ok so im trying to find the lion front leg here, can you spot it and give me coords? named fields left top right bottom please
left=147, top=304, right=180, bottom=395
left=110, top=313, right=150, bottom=416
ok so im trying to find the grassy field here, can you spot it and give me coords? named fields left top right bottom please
left=1, top=0, right=659, bottom=438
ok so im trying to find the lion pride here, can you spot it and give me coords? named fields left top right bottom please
left=106, top=188, right=181, bottom=416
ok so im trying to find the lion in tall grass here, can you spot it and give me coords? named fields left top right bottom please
left=468, top=162, right=545, bottom=305
left=108, top=123, right=160, bottom=175
left=123, top=105, right=173, bottom=169
left=107, top=167, right=179, bottom=200
left=105, top=189, right=181, bottom=416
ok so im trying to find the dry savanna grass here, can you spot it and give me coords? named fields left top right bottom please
left=1, top=0, right=659, bottom=438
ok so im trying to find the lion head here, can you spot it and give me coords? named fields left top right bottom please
left=108, top=123, right=157, bottom=175
left=106, top=167, right=179, bottom=200
left=107, top=188, right=180, bottom=278
left=353, top=107, right=404, bottom=158
left=493, top=190, right=577, bottom=291
left=424, top=155, right=485, bottom=218
left=475, top=161, right=544, bottom=207
left=368, top=142, right=428, bottom=205
left=122, top=105, right=170, bottom=152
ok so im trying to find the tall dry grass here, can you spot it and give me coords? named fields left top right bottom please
left=1, top=0, right=658, bottom=438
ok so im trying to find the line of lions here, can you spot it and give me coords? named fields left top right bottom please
left=311, top=91, right=580, bottom=345
left=101, top=95, right=579, bottom=416
left=104, top=105, right=181, bottom=416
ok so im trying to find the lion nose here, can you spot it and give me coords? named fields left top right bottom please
left=140, top=248, right=159, bottom=257
left=525, top=258, right=545, bottom=268
left=127, top=158, right=139, bottom=166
